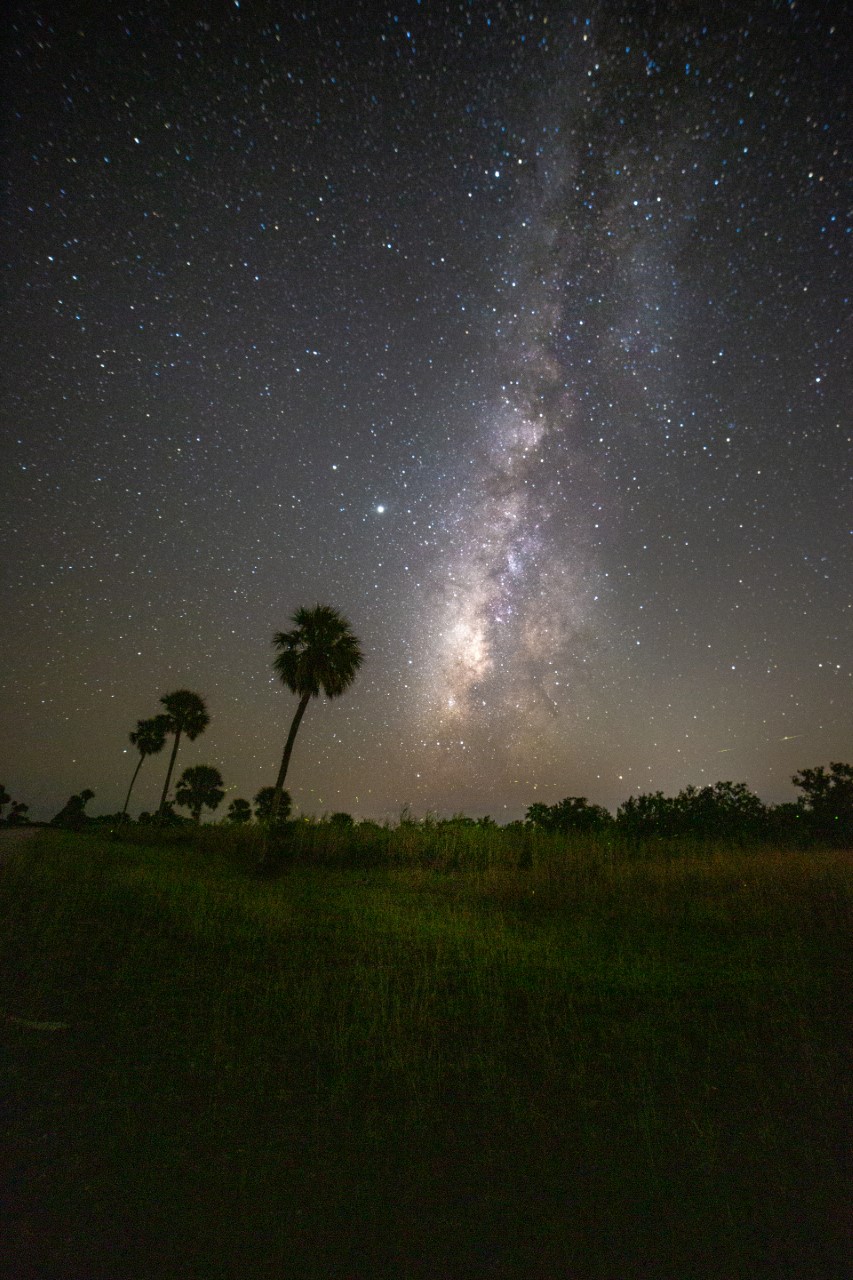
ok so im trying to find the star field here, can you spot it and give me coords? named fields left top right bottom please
left=2, top=1, right=850, bottom=821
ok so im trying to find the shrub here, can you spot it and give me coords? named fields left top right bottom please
left=50, top=790, right=95, bottom=831
left=792, top=763, right=853, bottom=843
left=526, top=797, right=613, bottom=834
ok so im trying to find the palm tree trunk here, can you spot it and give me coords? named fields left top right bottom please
left=158, top=728, right=182, bottom=816
left=121, top=753, right=145, bottom=822
left=271, top=692, right=311, bottom=820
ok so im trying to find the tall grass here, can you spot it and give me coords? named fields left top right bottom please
left=117, top=812, right=783, bottom=871
left=1, top=827, right=849, bottom=1278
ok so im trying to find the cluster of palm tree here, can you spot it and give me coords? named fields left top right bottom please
left=225, top=787, right=292, bottom=825
left=121, top=691, right=211, bottom=822
left=120, top=605, right=363, bottom=825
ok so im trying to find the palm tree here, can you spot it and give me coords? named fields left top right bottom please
left=121, top=715, right=170, bottom=822
left=269, top=605, right=363, bottom=822
left=254, top=785, right=291, bottom=823
left=157, top=690, right=210, bottom=817
left=175, top=764, right=225, bottom=823
left=226, top=797, right=252, bottom=823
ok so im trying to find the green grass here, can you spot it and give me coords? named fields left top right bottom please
left=1, top=829, right=849, bottom=1278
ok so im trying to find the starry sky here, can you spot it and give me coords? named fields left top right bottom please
left=2, top=0, right=850, bottom=823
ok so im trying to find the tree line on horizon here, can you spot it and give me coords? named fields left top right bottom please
left=28, top=763, right=853, bottom=846
left=2, top=602, right=851, bottom=844
left=523, top=770, right=853, bottom=844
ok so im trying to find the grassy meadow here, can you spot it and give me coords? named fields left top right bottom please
left=1, top=824, right=850, bottom=1278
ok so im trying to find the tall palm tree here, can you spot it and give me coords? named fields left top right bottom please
left=121, top=715, right=169, bottom=822
left=157, top=690, right=210, bottom=817
left=269, top=605, right=363, bottom=822
left=175, top=764, right=225, bottom=823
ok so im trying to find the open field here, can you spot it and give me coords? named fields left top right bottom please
left=1, top=827, right=850, bottom=1278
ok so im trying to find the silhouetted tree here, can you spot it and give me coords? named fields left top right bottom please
left=138, top=807, right=185, bottom=826
left=121, top=715, right=170, bottom=822
left=226, top=798, right=252, bottom=823
left=142, top=801, right=186, bottom=826
left=51, top=789, right=95, bottom=830
left=175, top=765, right=225, bottom=823
left=91, top=812, right=126, bottom=827
left=616, top=791, right=679, bottom=839
left=0, top=785, right=10, bottom=819
left=526, top=797, right=612, bottom=833
left=329, top=811, right=354, bottom=828
left=793, top=762, right=853, bottom=841
left=676, top=781, right=766, bottom=839
left=765, top=801, right=808, bottom=843
left=157, top=690, right=210, bottom=817
left=7, top=801, right=29, bottom=826
left=617, top=781, right=766, bottom=841
left=254, top=785, right=291, bottom=823
left=269, top=605, right=363, bottom=823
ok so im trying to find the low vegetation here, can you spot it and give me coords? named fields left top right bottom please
left=38, top=759, right=853, bottom=852
left=1, top=824, right=849, bottom=1278
left=2, top=598, right=850, bottom=1274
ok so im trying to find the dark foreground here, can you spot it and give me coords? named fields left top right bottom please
left=1, top=830, right=850, bottom=1278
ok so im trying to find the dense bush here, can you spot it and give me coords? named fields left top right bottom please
left=50, top=789, right=95, bottom=831
left=526, top=797, right=613, bottom=834
left=137, top=802, right=190, bottom=827
left=792, top=762, right=853, bottom=843
left=617, top=781, right=767, bottom=841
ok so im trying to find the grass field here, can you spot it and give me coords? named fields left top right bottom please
left=1, top=827, right=850, bottom=1278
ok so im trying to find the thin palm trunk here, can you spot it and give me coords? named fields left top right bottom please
left=121, top=753, right=145, bottom=822
left=158, top=728, right=182, bottom=816
left=271, top=692, right=311, bottom=820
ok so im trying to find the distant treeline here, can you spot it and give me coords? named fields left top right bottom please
left=2, top=600, right=849, bottom=850
left=28, top=762, right=853, bottom=849
left=524, top=769, right=852, bottom=845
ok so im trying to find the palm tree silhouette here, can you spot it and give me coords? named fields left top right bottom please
left=226, top=798, right=252, bottom=823
left=269, top=605, right=363, bottom=822
left=175, top=764, right=224, bottom=823
left=121, top=715, right=169, bottom=822
left=157, top=690, right=210, bottom=817
left=254, top=785, right=291, bottom=823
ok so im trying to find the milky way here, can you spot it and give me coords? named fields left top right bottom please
left=418, top=182, right=605, bottom=741
left=2, top=2, right=849, bottom=820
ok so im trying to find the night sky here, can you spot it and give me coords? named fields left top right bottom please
left=2, top=1, right=850, bottom=823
